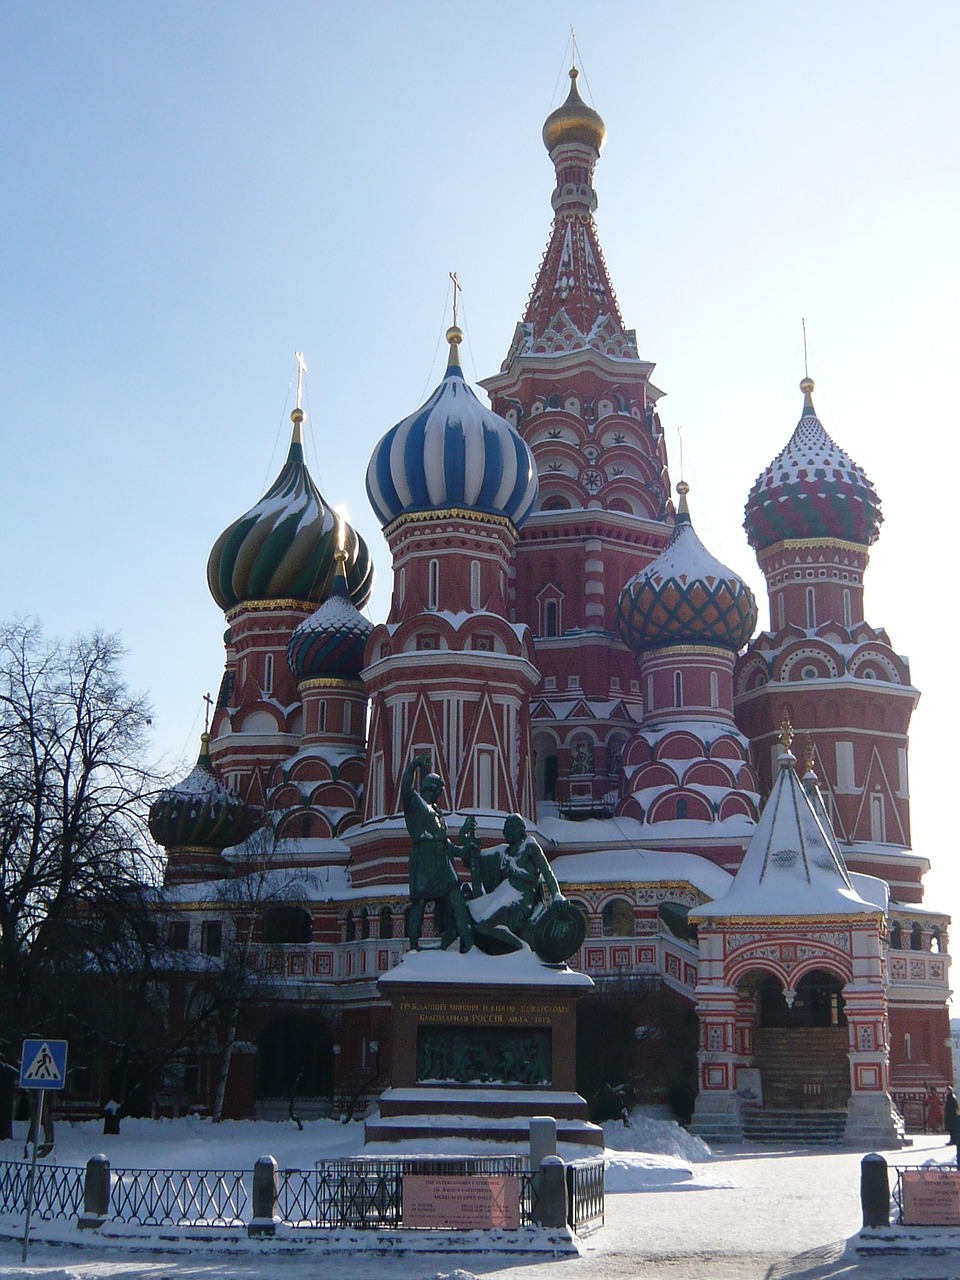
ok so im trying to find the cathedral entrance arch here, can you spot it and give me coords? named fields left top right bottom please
left=739, top=969, right=849, bottom=1110
left=757, top=969, right=846, bottom=1028
left=255, top=1013, right=334, bottom=1117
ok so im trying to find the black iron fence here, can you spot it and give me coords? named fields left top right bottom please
left=110, top=1168, right=248, bottom=1226
left=0, top=1153, right=603, bottom=1233
left=567, top=1158, right=605, bottom=1232
left=0, top=1159, right=83, bottom=1220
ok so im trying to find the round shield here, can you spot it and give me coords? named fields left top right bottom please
left=530, top=899, right=587, bottom=965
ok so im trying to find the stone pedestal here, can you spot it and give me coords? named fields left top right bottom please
left=365, top=948, right=602, bottom=1148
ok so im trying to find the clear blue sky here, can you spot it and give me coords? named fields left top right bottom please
left=3, top=2, right=958, bottom=965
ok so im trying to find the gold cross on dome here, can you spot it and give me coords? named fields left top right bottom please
left=203, top=691, right=213, bottom=734
left=295, top=351, right=308, bottom=411
left=449, top=272, right=461, bottom=327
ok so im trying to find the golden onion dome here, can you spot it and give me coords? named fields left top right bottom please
left=542, top=67, right=606, bottom=154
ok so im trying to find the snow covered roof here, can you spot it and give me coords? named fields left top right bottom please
left=551, top=849, right=732, bottom=899
left=691, top=744, right=878, bottom=920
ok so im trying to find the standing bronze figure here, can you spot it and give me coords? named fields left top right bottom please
left=401, top=753, right=478, bottom=951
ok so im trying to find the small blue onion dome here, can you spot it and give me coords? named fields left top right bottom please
left=286, top=551, right=374, bottom=682
left=744, top=378, right=882, bottom=552
left=366, top=327, right=538, bottom=529
left=149, top=734, right=258, bottom=850
left=618, top=483, right=758, bottom=652
left=208, top=407, right=374, bottom=612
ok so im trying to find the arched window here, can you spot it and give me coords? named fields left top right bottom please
left=262, top=905, right=312, bottom=944
left=910, top=922, right=922, bottom=951
left=428, top=559, right=439, bottom=610
left=806, top=587, right=816, bottom=628
left=709, top=671, right=719, bottom=708
left=676, top=798, right=688, bottom=820
left=777, top=594, right=785, bottom=629
left=263, top=653, right=274, bottom=695
left=345, top=910, right=356, bottom=942
left=602, top=899, right=634, bottom=937
left=673, top=671, right=683, bottom=708
left=317, top=700, right=327, bottom=734
left=870, top=792, right=886, bottom=842
left=542, top=754, right=558, bottom=801
left=930, top=926, right=941, bottom=954
left=360, top=908, right=370, bottom=941
left=843, top=588, right=852, bottom=627
left=378, top=907, right=393, bottom=940
left=890, top=922, right=902, bottom=949
left=470, top=561, right=481, bottom=610
left=544, top=600, right=559, bottom=637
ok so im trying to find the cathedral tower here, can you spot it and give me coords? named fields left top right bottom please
left=480, top=67, right=674, bottom=818
left=736, top=380, right=921, bottom=897
left=349, top=326, right=540, bottom=889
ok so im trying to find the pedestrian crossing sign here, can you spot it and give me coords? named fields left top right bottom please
left=19, top=1039, right=68, bottom=1090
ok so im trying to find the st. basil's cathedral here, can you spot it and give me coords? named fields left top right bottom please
left=148, top=69, right=951, bottom=1143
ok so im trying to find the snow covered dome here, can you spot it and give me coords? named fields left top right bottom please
left=744, top=379, right=883, bottom=552
left=617, top=483, right=758, bottom=652
left=286, top=551, right=374, bottom=682
left=542, top=66, right=606, bottom=153
left=149, top=734, right=258, bottom=851
left=208, top=408, right=374, bottom=612
left=366, top=327, right=538, bottom=531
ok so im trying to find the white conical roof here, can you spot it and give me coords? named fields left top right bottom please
left=691, top=742, right=876, bottom=919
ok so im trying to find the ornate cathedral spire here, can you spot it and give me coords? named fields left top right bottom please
left=505, top=66, right=636, bottom=363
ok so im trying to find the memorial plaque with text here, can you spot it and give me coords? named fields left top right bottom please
left=901, top=1169, right=960, bottom=1225
left=403, top=1175, right=521, bottom=1229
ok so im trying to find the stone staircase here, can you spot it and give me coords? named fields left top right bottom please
left=738, top=1026, right=851, bottom=1144
left=753, top=1026, right=849, bottom=1110
left=741, top=1108, right=847, bottom=1145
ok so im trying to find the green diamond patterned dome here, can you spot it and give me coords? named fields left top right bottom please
left=617, top=487, right=757, bottom=653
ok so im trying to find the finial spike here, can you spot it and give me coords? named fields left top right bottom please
left=571, top=25, right=578, bottom=70
left=446, top=274, right=464, bottom=371
left=801, top=318, right=809, bottom=380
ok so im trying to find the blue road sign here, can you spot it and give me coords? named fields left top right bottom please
left=19, top=1039, right=68, bottom=1090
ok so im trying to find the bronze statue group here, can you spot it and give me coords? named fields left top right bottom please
left=401, top=753, right=585, bottom=964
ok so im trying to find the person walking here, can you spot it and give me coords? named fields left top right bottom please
left=927, top=1083, right=944, bottom=1134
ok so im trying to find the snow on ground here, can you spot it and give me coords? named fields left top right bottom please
left=1, top=1120, right=958, bottom=1279
left=0, top=1106, right=721, bottom=1192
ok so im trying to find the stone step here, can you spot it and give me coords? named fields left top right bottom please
left=741, top=1109, right=847, bottom=1144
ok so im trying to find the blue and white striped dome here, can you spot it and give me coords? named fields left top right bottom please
left=366, top=330, right=538, bottom=530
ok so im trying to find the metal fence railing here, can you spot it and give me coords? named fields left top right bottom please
left=0, top=1153, right=603, bottom=1233
left=567, top=1159, right=605, bottom=1232
left=0, top=1160, right=84, bottom=1220
left=109, top=1168, right=249, bottom=1226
